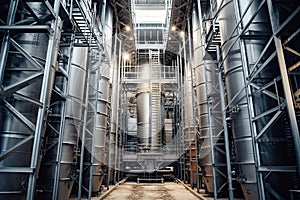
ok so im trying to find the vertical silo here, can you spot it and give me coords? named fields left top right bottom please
left=37, top=47, right=88, bottom=200
left=217, top=0, right=273, bottom=199
left=136, top=64, right=151, bottom=152
left=183, top=58, right=197, bottom=186
left=192, top=6, right=226, bottom=196
left=82, top=55, right=105, bottom=194
left=98, top=61, right=111, bottom=178
left=0, top=3, right=60, bottom=199
left=104, top=4, right=115, bottom=184
left=217, top=0, right=258, bottom=198
left=237, top=1, right=299, bottom=199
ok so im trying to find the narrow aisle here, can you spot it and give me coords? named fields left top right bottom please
left=103, top=182, right=198, bottom=200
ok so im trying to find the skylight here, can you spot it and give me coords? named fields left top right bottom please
left=135, top=9, right=167, bottom=24
left=131, top=0, right=172, bottom=49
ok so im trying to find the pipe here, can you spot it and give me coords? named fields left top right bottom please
left=216, top=46, right=234, bottom=200
left=112, top=29, right=121, bottom=183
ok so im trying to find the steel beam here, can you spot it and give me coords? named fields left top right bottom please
left=26, top=0, right=62, bottom=198
left=267, top=0, right=300, bottom=180
left=0, top=0, right=19, bottom=86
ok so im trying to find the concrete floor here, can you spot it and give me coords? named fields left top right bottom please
left=102, top=182, right=198, bottom=200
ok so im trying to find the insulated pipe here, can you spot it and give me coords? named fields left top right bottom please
left=103, top=4, right=115, bottom=185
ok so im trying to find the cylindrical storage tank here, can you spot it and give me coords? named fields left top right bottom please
left=82, top=59, right=111, bottom=191
left=136, top=84, right=151, bottom=152
left=237, top=1, right=298, bottom=199
left=37, top=47, right=88, bottom=200
left=0, top=3, right=60, bottom=199
left=217, top=0, right=273, bottom=199
left=183, top=57, right=197, bottom=187
left=193, top=6, right=227, bottom=195
left=104, top=4, right=113, bottom=62
left=82, top=56, right=105, bottom=193
left=99, top=61, right=112, bottom=183
left=217, top=0, right=257, bottom=198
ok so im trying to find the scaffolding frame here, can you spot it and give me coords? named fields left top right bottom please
left=0, top=0, right=62, bottom=198
left=212, top=0, right=300, bottom=199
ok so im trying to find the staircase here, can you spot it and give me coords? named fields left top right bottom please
left=72, top=0, right=101, bottom=48
left=150, top=50, right=161, bottom=151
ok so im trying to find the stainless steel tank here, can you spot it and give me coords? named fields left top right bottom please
left=97, top=62, right=111, bottom=180
left=0, top=3, right=59, bottom=199
left=192, top=7, right=226, bottom=195
left=217, top=0, right=273, bottom=199
left=217, top=0, right=258, bottom=198
left=104, top=4, right=113, bottom=62
left=82, top=59, right=109, bottom=193
left=136, top=83, right=151, bottom=152
left=183, top=57, right=197, bottom=186
left=237, top=1, right=298, bottom=199
left=82, top=57, right=103, bottom=193
left=37, top=47, right=88, bottom=200
left=136, top=63, right=151, bottom=152
left=104, top=4, right=116, bottom=184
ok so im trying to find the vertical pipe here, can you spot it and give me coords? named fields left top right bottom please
left=178, top=45, right=186, bottom=182
left=112, top=31, right=119, bottom=183
left=206, top=67, right=218, bottom=200
left=176, top=54, right=183, bottom=180
left=216, top=46, right=234, bottom=200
